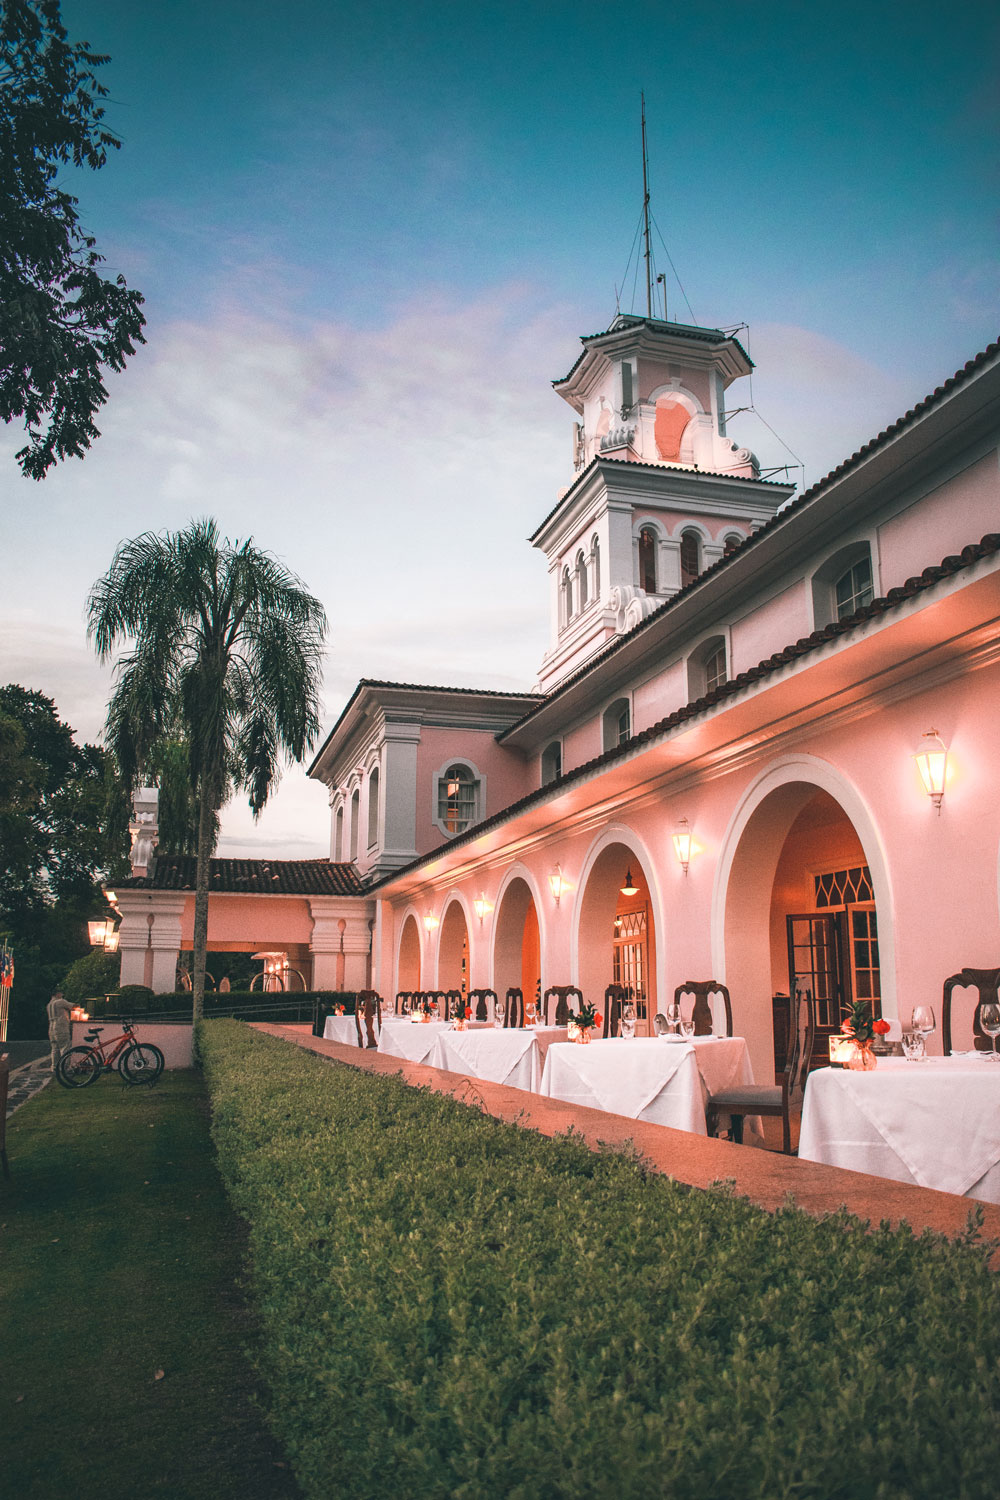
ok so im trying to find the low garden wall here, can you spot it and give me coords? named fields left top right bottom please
left=197, top=1018, right=1000, bottom=1500
left=71, top=1020, right=193, bottom=1068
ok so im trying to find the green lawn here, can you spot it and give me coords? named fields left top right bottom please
left=0, top=1071, right=301, bottom=1500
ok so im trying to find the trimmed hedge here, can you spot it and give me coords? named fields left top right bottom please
left=198, top=1020, right=1000, bottom=1500
left=90, top=988, right=355, bottom=1024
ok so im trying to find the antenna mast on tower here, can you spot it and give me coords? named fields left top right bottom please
left=641, top=93, right=653, bottom=318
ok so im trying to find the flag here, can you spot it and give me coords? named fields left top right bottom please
left=0, top=950, right=13, bottom=988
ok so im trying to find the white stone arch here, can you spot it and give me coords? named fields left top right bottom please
left=711, top=753, right=897, bottom=1016
left=633, top=515, right=669, bottom=595
left=668, top=516, right=713, bottom=545
left=647, top=384, right=703, bottom=416
left=570, top=822, right=667, bottom=1014
left=395, top=904, right=425, bottom=993
left=437, top=889, right=473, bottom=994
left=491, top=861, right=549, bottom=994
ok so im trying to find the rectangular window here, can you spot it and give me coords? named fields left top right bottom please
left=835, top=557, right=874, bottom=619
left=621, top=361, right=634, bottom=412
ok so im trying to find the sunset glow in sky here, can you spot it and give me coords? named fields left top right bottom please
left=2, top=0, right=997, bottom=857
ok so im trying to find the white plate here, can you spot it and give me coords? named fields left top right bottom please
left=659, top=1033, right=689, bottom=1044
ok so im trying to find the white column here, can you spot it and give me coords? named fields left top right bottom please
left=342, top=915, right=373, bottom=990
left=115, top=893, right=187, bottom=992
left=149, top=895, right=187, bottom=992
left=309, top=898, right=347, bottom=992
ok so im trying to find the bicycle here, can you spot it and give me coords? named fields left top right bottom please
left=56, top=1019, right=165, bottom=1088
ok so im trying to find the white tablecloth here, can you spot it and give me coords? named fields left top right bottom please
left=798, top=1057, right=1000, bottom=1203
left=323, top=1015, right=360, bottom=1046
left=426, top=1026, right=566, bottom=1093
left=538, top=1036, right=755, bottom=1135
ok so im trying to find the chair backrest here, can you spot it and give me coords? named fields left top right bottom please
left=468, top=988, right=497, bottom=1022
left=941, top=967, right=1000, bottom=1054
left=542, top=985, right=581, bottom=1026
left=785, top=987, right=816, bottom=1103
left=395, top=991, right=412, bottom=1015
left=442, top=990, right=464, bottom=1021
left=673, top=981, right=733, bottom=1037
left=504, top=988, right=524, bottom=1028
left=354, top=990, right=381, bottom=1048
left=603, top=984, right=627, bottom=1038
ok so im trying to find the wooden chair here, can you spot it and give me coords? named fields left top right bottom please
left=941, top=967, right=1000, bottom=1054
left=354, top=990, right=381, bottom=1049
left=542, top=985, right=581, bottom=1026
left=441, top=990, right=465, bottom=1021
left=0, top=1053, right=9, bottom=1180
left=603, top=984, right=627, bottom=1038
left=706, top=987, right=815, bottom=1155
left=468, top=988, right=497, bottom=1022
left=394, top=991, right=413, bottom=1015
left=504, top=988, right=525, bottom=1028
left=674, top=980, right=733, bottom=1037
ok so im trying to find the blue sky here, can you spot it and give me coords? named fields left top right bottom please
left=2, top=0, right=997, bottom=856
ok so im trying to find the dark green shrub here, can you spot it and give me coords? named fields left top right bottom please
left=198, top=1021, right=1000, bottom=1500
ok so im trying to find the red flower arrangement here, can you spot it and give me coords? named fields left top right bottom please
left=873, top=1019, right=891, bottom=1036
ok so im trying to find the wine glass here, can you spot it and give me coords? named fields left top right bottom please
left=980, top=1002, right=1000, bottom=1061
left=620, top=1001, right=636, bottom=1040
left=665, top=1000, right=681, bottom=1034
left=910, top=1005, right=936, bottom=1044
left=493, top=999, right=505, bottom=1029
left=525, top=998, right=538, bottom=1028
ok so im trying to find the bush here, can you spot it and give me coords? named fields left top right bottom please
left=91, top=989, right=352, bottom=1024
left=198, top=1020, right=1000, bottom=1500
left=59, top=948, right=120, bottom=1005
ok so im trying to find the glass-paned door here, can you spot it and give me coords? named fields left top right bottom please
left=786, top=913, right=845, bottom=1061
left=845, top=904, right=880, bottom=1008
left=613, top=907, right=649, bottom=1029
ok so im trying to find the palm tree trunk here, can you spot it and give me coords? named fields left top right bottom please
left=191, top=781, right=216, bottom=1022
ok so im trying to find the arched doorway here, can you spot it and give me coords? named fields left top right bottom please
left=494, top=877, right=540, bottom=1003
left=438, top=900, right=469, bottom=995
left=577, top=842, right=657, bottom=1034
left=398, top=914, right=421, bottom=992
left=723, top=782, right=885, bottom=1082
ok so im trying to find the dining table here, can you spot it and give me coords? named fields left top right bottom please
left=376, top=1015, right=490, bottom=1065
left=797, top=1055, right=1000, bottom=1204
left=538, top=1033, right=756, bottom=1135
left=322, top=1014, right=360, bottom=1046
left=426, top=1025, right=566, bottom=1093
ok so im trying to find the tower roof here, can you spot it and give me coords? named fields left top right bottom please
left=553, top=315, right=753, bottom=413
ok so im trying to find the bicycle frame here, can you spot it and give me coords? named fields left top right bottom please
left=80, top=1022, right=138, bottom=1070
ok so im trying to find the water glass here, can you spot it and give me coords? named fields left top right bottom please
left=901, top=1031, right=925, bottom=1062
left=679, top=1015, right=695, bottom=1040
left=620, top=1002, right=636, bottom=1040
left=980, top=1001, right=1000, bottom=1060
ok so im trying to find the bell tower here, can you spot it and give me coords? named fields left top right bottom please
left=531, top=314, right=795, bottom=694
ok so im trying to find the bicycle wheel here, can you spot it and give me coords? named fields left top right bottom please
left=119, top=1042, right=165, bottom=1085
left=57, top=1047, right=102, bottom=1088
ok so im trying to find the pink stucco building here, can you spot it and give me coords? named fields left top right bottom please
left=114, top=312, right=1000, bottom=1082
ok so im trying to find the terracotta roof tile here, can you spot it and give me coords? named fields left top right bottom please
left=119, top=857, right=366, bottom=897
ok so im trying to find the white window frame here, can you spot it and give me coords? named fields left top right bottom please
left=431, top=758, right=485, bottom=838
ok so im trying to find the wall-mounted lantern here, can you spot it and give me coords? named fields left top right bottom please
left=473, top=894, right=493, bottom=925
left=672, top=818, right=693, bottom=876
left=548, top=865, right=566, bottom=906
left=913, top=729, right=948, bottom=813
left=422, top=911, right=440, bottom=932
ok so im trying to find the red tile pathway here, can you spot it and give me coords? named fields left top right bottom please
left=255, top=1024, right=1000, bottom=1255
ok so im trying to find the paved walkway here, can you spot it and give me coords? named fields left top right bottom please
left=254, top=1023, right=1000, bottom=1256
left=4, top=1056, right=54, bottom=1117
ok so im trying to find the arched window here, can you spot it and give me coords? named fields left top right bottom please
left=835, top=555, right=874, bottom=619
left=723, top=532, right=742, bottom=557
left=680, top=529, right=701, bottom=587
left=541, top=741, right=562, bottom=785
left=602, top=697, right=631, bottom=752
left=438, top=764, right=479, bottom=834
left=576, top=550, right=588, bottom=609
left=562, top=566, right=573, bottom=627
left=687, top=635, right=728, bottom=700
left=638, top=526, right=657, bottom=593
left=367, top=766, right=380, bottom=847
left=334, top=805, right=344, bottom=861
left=705, top=642, right=728, bottom=694
left=349, top=788, right=360, bottom=860
left=591, top=535, right=601, bottom=600
left=811, top=543, right=876, bottom=629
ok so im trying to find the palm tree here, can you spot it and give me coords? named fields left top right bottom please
left=88, top=518, right=328, bottom=1019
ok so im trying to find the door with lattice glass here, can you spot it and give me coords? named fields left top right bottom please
left=613, top=907, right=649, bottom=1032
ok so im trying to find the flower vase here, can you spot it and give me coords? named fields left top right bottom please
left=576, top=1026, right=592, bottom=1045
left=846, top=1042, right=877, bottom=1071
left=453, top=1018, right=468, bottom=1031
